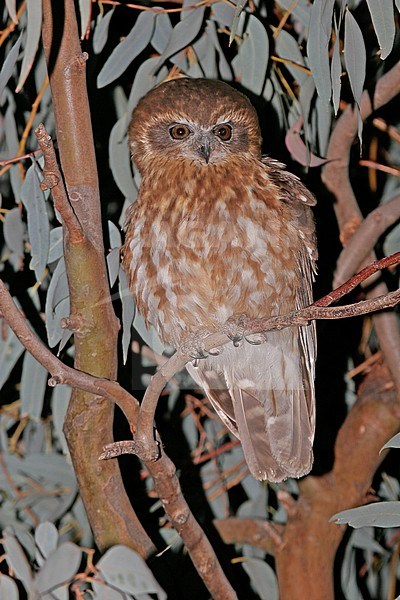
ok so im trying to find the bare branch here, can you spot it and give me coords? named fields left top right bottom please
left=275, top=362, right=400, bottom=598
left=322, top=60, right=400, bottom=397
left=134, top=255, right=400, bottom=464
left=214, top=518, right=284, bottom=554
left=0, top=280, right=237, bottom=599
left=35, top=123, right=83, bottom=242
left=322, top=61, right=400, bottom=241
left=0, top=278, right=156, bottom=558
left=334, top=196, right=400, bottom=287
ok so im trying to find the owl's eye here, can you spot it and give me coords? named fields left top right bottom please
left=214, top=124, right=232, bottom=141
left=169, top=124, right=191, bottom=140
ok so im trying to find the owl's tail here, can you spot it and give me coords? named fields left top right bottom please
left=186, top=327, right=315, bottom=482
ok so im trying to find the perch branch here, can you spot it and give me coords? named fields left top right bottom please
left=0, top=280, right=237, bottom=599
left=133, top=253, right=400, bottom=463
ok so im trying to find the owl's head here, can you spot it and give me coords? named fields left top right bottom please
left=129, top=78, right=262, bottom=173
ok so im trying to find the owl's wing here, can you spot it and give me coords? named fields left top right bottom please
left=186, top=318, right=315, bottom=482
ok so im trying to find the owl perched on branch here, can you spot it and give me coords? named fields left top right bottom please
left=122, top=78, right=317, bottom=482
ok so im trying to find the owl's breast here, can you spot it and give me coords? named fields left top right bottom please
left=124, top=182, right=304, bottom=347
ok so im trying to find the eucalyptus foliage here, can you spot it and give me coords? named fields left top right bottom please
left=1, top=0, right=400, bottom=597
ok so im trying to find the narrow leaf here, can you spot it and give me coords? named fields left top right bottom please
left=5, top=0, right=18, bottom=23
left=93, top=8, right=115, bottom=54
left=151, top=12, right=173, bottom=53
left=331, top=501, right=400, bottom=528
left=331, top=21, right=342, bottom=115
left=3, top=532, right=35, bottom=593
left=154, top=6, right=205, bottom=70
left=44, top=259, right=70, bottom=348
left=132, top=311, right=165, bottom=355
left=20, top=165, right=50, bottom=282
left=35, top=522, right=59, bottom=561
left=0, top=575, right=19, bottom=599
left=48, top=227, right=63, bottom=264
left=97, top=12, right=156, bottom=88
left=366, top=0, right=395, bottom=60
left=276, top=0, right=311, bottom=27
left=240, top=15, right=269, bottom=95
left=119, top=267, right=135, bottom=364
left=276, top=29, right=308, bottom=86
left=78, top=0, right=91, bottom=39
left=0, top=32, right=23, bottom=100
left=307, top=0, right=335, bottom=104
left=206, top=19, right=232, bottom=81
left=242, top=559, right=279, bottom=600
left=344, top=8, right=366, bottom=108
left=230, top=0, right=248, bottom=45
left=96, top=545, right=166, bottom=598
left=108, top=220, right=122, bottom=250
left=0, top=322, right=24, bottom=391
left=16, top=0, right=43, bottom=92
left=20, top=352, right=48, bottom=420
left=344, top=8, right=366, bottom=145
left=107, top=247, right=121, bottom=288
left=381, top=432, right=400, bottom=451
left=285, top=118, right=327, bottom=167
left=109, top=117, right=137, bottom=201
left=211, top=2, right=235, bottom=28
left=3, top=207, right=24, bottom=264
left=51, top=385, right=71, bottom=456
left=35, top=543, right=82, bottom=593
left=127, top=56, right=168, bottom=117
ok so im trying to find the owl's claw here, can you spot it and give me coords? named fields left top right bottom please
left=244, top=334, right=264, bottom=345
left=180, top=332, right=210, bottom=361
left=223, top=313, right=251, bottom=346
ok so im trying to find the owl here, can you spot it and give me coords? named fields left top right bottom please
left=122, top=78, right=317, bottom=482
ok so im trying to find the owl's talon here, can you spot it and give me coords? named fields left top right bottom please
left=244, top=334, right=263, bottom=345
left=180, top=332, right=210, bottom=361
left=208, top=347, right=222, bottom=356
left=223, top=313, right=250, bottom=347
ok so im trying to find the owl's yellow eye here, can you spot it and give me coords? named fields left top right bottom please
left=169, top=124, right=191, bottom=140
left=214, top=124, right=232, bottom=141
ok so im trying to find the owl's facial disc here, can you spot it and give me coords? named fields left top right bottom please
left=167, top=121, right=234, bottom=165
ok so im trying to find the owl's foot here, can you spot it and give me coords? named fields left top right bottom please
left=180, top=331, right=222, bottom=361
left=223, top=313, right=250, bottom=346
left=223, top=314, right=265, bottom=346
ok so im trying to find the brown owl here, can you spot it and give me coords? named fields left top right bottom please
left=122, top=78, right=317, bottom=482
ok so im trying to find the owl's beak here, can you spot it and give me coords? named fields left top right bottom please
left=198, top=137, right=211, bottom=164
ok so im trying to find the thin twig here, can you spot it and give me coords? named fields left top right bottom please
left=34, top=123, right=84, bottom=242
left=0, top=279, right=237, bottom=599
left=134, top=254, right=400, bottom=463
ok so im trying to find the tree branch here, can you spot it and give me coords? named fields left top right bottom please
left=132, top=254, right=400, bottom=463
left=213, top=518, right=284, bottom=554
left=333, top=195, right=400, bottom=288
left=275, top=362, right=400, bottom=599
left=0, top=279, right=238, bottom=599
left=322, top=60, right=400, bottom=241
left=35, top=123, right=83, bottom=242
left=321, top=60, right=400, bottom=396
left=40, top=0, right=142, bottom=554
